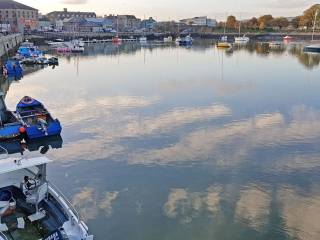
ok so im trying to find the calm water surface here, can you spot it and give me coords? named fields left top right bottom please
left=3, top=41, right=320, bottom=240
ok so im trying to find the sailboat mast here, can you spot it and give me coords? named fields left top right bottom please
left=312, top=10, right=318, bottom=41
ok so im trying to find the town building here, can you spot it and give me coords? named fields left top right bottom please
left=46, top=8, right=96, bottom=22
left=79, top=18, right=114, bottom=32
left=141, top=17, right=157, bottom=30
left=180, top=16, right=217, bottom=27
left=38, top=16, right=51, bottom=31
left=117, top=15, right=141, bottom=31
left=0, top=0, right=38, bottom=32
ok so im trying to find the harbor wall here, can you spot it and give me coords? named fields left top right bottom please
left=0, top=34, right=23, bottom=58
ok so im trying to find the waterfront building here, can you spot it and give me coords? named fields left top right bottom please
left=38, top=16, right=51, bottom=31
left=62, top=17, right=82, bottom=32
left=79, top=18, right=114, bottom=32
left=46, top=8, right=96, bottom=22
left=117, top=15, right=141, bottom=31
left=180, top=16, right=217, bottom=27
left=141, top=17, right=157, bottom=30
left=0, top=0, right=38, bottom=32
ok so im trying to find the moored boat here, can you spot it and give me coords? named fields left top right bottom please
left=4, top=59, right=23, bottom=77
left=0, top=156, right=93, bottom=239
left=304, top=44, right=320, bottom=53
left=178, top=35, right=193, bottom=46
left=234, top=35, right=250, bottom=43
left=16, top=96, right=62, bottom=139
left=217, top=42, right=232, bottom=48
left=0, top=93, right=22, bottom=141
left=164, top=36, right=173, bottom=42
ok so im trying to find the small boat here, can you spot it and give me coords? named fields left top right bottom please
left=16, top=96, right=62, bottom=139
left=217, top=42, right=232, bottom=48
left=164, top=36, right=173, bottom=43
left=48, top=57, right=59, bottom=65
left=0, top=156, right=93, bottom=239
left=20, top=58, right=37, bottom=65
left=112, top=36, right=122, bottom=44
left=234, top=19, right=250, bottom=44
left=175, top=37, right=181, bottom=45
left=0, top=93, right=22, bottom=141
left=283, top=35, right=293, bottom=41
left=64, top=41, right=85, bottom=53
left=221, top=36, right=228, bottom=42
left=234, top=35, right=250, bottom=43
left=304, top=10, right=319, bottom=53
left=178, top=35, right=193, bottom=46
left=36, top=57, right=49, bottom=65
left=304, top=44, right=320, bottom=53
left=139, top=36, right=147, bottom=43
left=4, top=59, right=23, bottom=77
left=56, top=46, right=71, bottom=53
left=269, top=42, right=283, bottom=48
left=17, top=41, right=43, bottom=59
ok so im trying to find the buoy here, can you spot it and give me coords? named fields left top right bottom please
left=19, top=127, right=26, bottom=133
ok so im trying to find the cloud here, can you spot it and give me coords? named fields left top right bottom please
left=163, top=186, right=222, bottom=223
left=61, top=0, right=87, bottom=4
left=278, top=186, right=320, bottom=240
left=235, top=185, right=271, bottom=232
left=50, top=103, right=230, bottom=162
left=129, top=105, right=320, bottom=168
left=72, top=187, right=120, bottom=220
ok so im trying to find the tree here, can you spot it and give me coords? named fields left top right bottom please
left=300, top=4, right=320, bottom=28
left=258, top=15, right=273, bottom=29
left=247, top=17, right=258, bottom=29
left=291, top=16, right=301, bottom=28
left=226, top=15, right=237, bottom=29
left=271, top=17, right=289, bottom=29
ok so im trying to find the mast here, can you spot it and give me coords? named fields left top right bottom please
left=312, top=10, right=318, bottom=41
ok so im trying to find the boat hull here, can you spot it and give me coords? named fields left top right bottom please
left=0, top=124, right=21, bottom=140
left=304, top=46, right=320, bottom=53
left=25, top=120, right=62, bottom=139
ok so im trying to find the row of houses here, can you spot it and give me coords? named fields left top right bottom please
left=0, top=0, right=218, bottom=33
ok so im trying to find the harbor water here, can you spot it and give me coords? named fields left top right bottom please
left=2, top=41, right=320, bottom=240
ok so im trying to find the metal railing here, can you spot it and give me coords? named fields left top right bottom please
left=0, top=232, right=8, bottom=240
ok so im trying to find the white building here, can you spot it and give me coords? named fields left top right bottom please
left=180, top=16, right=217, bottom=27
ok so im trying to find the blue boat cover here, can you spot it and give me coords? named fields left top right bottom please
left=17, top=96, right=43, bottom=109
left=18, top=47, right=43, bottom=58
left=5, top=60, right=23, bottom=76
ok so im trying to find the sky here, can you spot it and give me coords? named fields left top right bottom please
left=18, top=0, right=318, bottom=21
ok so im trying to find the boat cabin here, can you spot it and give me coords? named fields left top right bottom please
left=0, top=156, right=92, bottom=240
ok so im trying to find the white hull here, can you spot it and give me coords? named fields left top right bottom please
left=234, top=37, right=250, bottom=43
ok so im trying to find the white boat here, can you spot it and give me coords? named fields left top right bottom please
left=139, top=36, right=147, bottom=43
left=0, top=155, right=93, bottom=240
left=175, top=37, right=181, bottom=45
left=221, top=36, right=228, bottom=42
left=234, top=17, right=250, bottom=44
left=305, top=10, right=320, bottom=53
left=65, top=40, right=85, bottom=53
left=269, top=42, right=283, bottom=48
left=234, top=35, right=250, bottom=43
left=164, top=36, right=173, bottom=42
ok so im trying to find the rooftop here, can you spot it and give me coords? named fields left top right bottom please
left=0, top=0, right=37, bottom=11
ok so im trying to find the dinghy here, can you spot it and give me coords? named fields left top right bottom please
left=16, top=96, right=62, bottom=139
